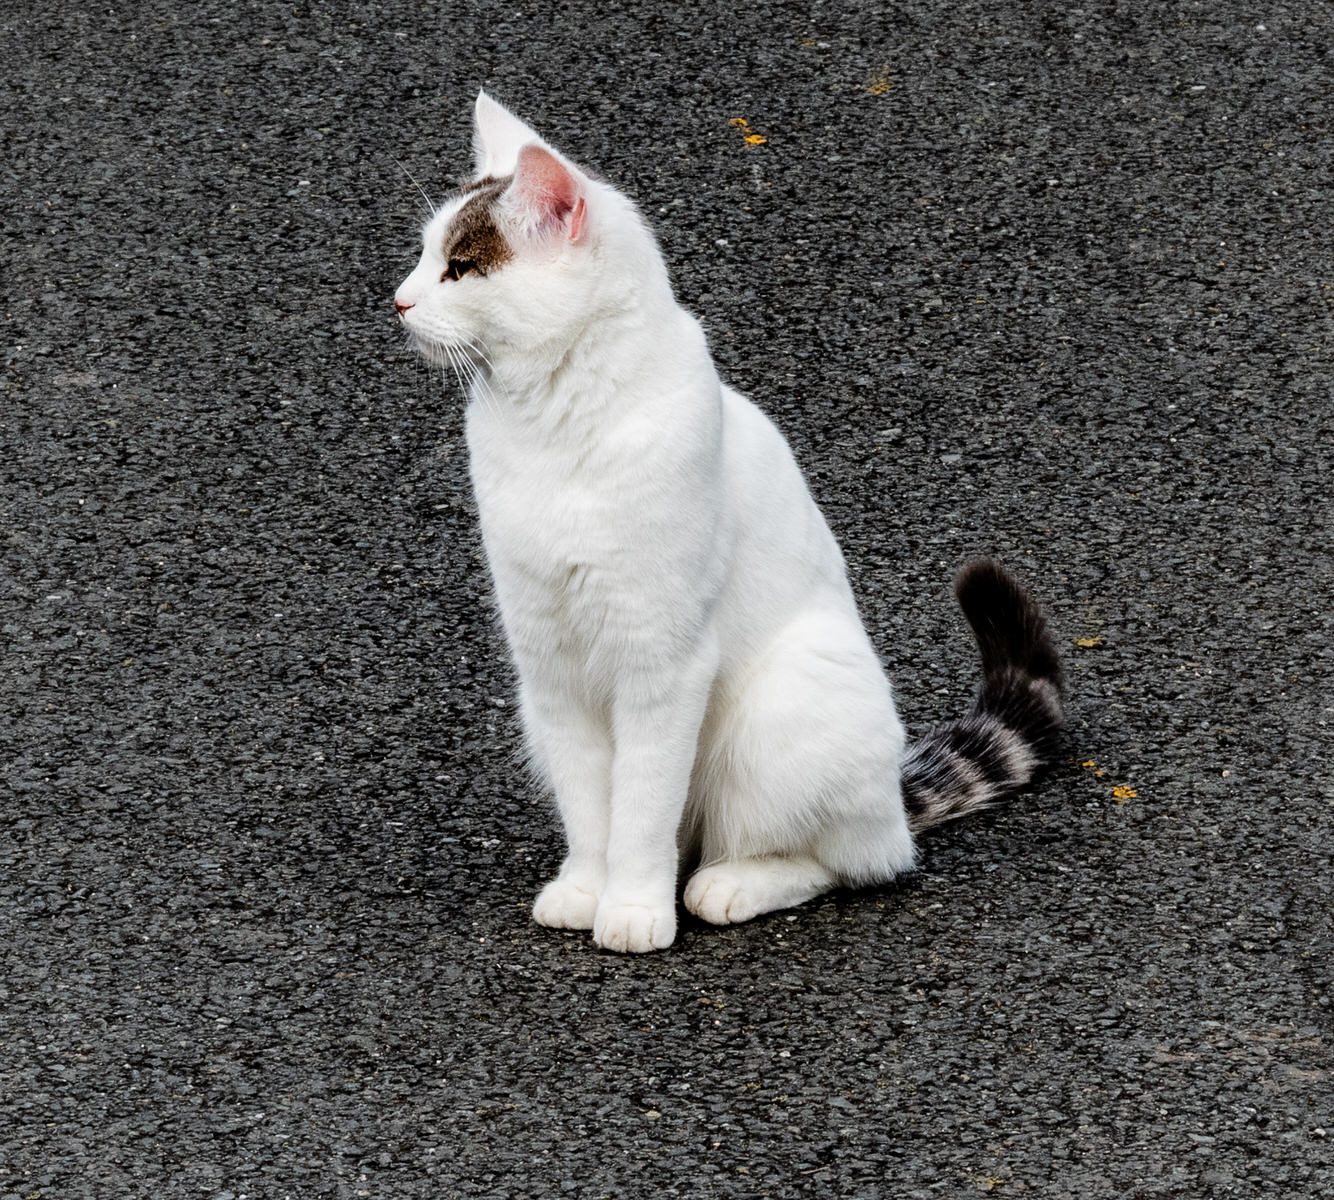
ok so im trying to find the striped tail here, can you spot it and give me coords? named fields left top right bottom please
left=902, top=560, right=1065, bottom=834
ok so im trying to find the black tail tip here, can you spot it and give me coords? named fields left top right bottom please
left=954, top=558, right=1064, bottom=690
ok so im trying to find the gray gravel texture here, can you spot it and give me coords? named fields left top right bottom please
left=3, top=1, right=1332, bottom=1197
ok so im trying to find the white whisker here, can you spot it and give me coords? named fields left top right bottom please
left=392, top=156, right=437, bottom=217
left=443, top=343, right=468, bottom=398
left=457, top=335, right=512, bottom=414
left=459, top=335, right=497, bottom=374
left=432, top=333, right=502, bottom=416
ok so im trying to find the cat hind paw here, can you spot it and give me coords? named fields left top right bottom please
left=683, top=866, right=763, bottom=925
left=685, top=857, right=834, bottom=925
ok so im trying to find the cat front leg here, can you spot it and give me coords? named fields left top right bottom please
left=519, top=683, right=613, bottom=932
left=594, top=640, right=719, bottom=953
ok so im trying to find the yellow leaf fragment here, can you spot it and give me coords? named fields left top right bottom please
left=867, top=64, right=894, bottom=94
left=1075, top=636, right=1105, bottom=648
left=731, top=118, right=768, bottom=146
left=1113, top=785, right=1137, bottom=801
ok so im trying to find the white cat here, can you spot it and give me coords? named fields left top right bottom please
left=395, top=93, right=1063, bottom=952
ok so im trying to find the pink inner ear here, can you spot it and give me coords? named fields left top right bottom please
left=514, top=143, right=581, bottom=231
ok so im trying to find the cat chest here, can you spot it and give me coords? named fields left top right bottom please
left=466, top=420, right=715, bottom=649
left=473, top=468, right=639, bottom=595
left=477, top=491, right=661, bottom=668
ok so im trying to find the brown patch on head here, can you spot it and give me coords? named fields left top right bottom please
left=460, top=174, right=504, bottom=193
left=443, top=177, right=513, bottom=275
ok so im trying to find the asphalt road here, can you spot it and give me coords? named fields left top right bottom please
left=3, top=1, right=1331, bottom=1197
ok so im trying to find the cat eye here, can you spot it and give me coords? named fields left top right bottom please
left=442, top=259, right=476, bottom=282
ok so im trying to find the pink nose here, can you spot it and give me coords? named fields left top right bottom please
left=394, top=299, right=413, bottom=317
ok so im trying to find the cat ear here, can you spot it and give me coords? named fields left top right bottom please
left=472, top=90, right=540, bottom=177
left=510, top=143, right=587, bottom=241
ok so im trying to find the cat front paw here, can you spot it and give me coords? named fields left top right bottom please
left=532, top=877, right=600, bottom=930
left=593, top=900, right=676, bottom=953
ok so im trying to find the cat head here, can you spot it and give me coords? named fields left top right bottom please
left=395, top=93, right=657, bottom=376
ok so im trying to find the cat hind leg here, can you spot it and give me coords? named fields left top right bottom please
left=684, top=609, right=916, bottom=924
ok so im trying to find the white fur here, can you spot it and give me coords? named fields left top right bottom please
left=397, top=93, right=915, bottom=952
